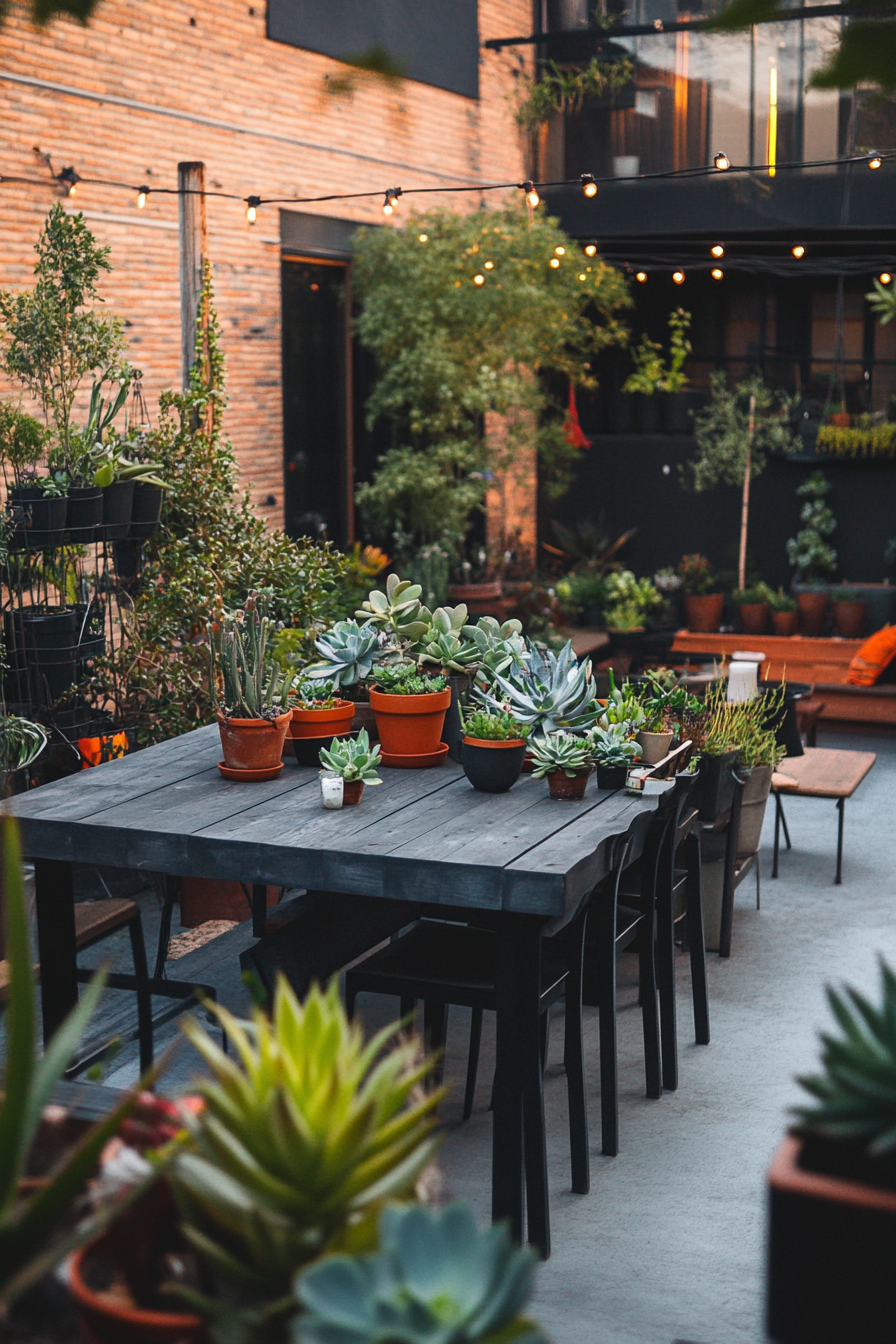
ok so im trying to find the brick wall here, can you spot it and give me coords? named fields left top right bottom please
left=0, top=0, right=531, bottom=529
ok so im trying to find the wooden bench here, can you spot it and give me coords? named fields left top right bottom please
left=771, top=747, right=876, bottom=885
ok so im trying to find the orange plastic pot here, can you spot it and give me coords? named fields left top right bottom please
left=79, top=731, right=129, bottom=769
left=216, top=710, right=291, bottom=771
left=684, top=593, right=724, bottom=633
left=289, top=700, right=355, bottom=739
left=369, top=686, right=451, bottom=756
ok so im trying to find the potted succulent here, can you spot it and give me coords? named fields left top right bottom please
left=302, top=618, right=383, bottom=739
left=589, top=723, right=642, bottom=789
left=603, top=569, right=662, bottom=634
left=460, top=707, right=528, bottom=793
left=787, top=472, right=837, bottom=635
left=832, top=586, right=866, bottom=639
left=475, top=640, right=599, bottom=738
left=634, top=686, right=674, bottom=765
left=768, top=587, right=799, bottom=636
left=368, top=664, right=451, bottom=767
left=207, top=592, right=292, bottom=776
left=318, top=728, right=383, bottom=804
left=289, top=680, right=356, bottom=740
left=767, top=961, right=896, bottom=1344
left=415, top=604, right=479, bottom=763
left=733, top=582, right=772, bottom=635
left=529, top=731, right=593, bottom=800
left=678, top=554, right=724, bottom=633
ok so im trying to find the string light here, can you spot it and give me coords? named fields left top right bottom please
left=584, top=242, right=598, bottom=257
left=767, top=67, right=778, bottom=178
left=136, top=185, right=149, bottom=209
left=673, top=270, right=685, bottom=284
left=522, top=180, right=540, bottom=208
left=636, top=271, right=647, bottom=283
left=418, top=233, right=428, bottom=242
left=473, top=273, right=485, bottom=285
left=581, top=173, right=597, bottom=197
left=484, top=260, right=494, bottom=269
left=714, top=152, right=730, bottom=171
left=880, top=272, right=892, bottom=284
left=869, top=153, right=883, bottom=170
left=58, top=166, right=80, bottom=196
left=382, top=187, right=402, bottom=215
left=711, top=268, right=724, bottom=280
left=245, top=195, right=260, bottom=224
left=792, top=244, right=805, bottom=258
left=549, top=257, right=560, bottom=268
left=711, top=244, right=725, bottom=258
left=555, top=245, right=565, bottom=256
left=578, top=272, right=587, bottom=280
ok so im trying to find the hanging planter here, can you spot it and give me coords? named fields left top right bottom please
left=128, top=481, right=165, bottom=540
left=101, top=479, right=135, bottom=541
left=9, top=486, right=68, bottom=551
left=65, top=485, right=103, bottom=541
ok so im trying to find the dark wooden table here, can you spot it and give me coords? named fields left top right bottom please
left=1, top=723, right=657, bottom=1250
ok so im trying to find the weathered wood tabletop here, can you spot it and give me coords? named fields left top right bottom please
left=2, top=722, right=658, bottom=1252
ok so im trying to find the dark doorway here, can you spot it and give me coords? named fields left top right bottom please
left=281, top=256, right=350, bottom=544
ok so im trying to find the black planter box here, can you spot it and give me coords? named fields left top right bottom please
left=101, top=480, right=135, bottom=541
left=128, top=482, right=164, bottom=539
left=596, top=764, right=628, bottom=790
left=693, top=749, right=740, bottom=822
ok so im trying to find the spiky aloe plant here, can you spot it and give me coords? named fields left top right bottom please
left=474, top=640, right=598, bottom=736
left=169, top=979, right=442, bottom=1341
left=207, top=592, right=290, bottom=720
left=303, top=620, right=381, bottom=689
left=528, top=731, right=592, bottom=780
left=792, top=960, right=896, bottom=1155
left=356, top=574, right=429, bottom=641
left=293, top=1202, right=546, bottom=1344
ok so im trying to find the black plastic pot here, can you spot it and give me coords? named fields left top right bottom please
left=9, top=487, right=68, bottom=551
left=4, top=607, right=79, bottom=706
left=65, top=486, right=103, bottom=541
left=112, top=539, right=143, bottom=580
left=596, top=764, right=628, bottom=790
left=291, top=730, right=355, bottom=767
left=444, top=674, right=471, bottom=763
left=635, top=393, right=662, bottom=433
left=101, top=479, right=135, bottom=541
left=693, top=749, right=741, bottom=823
left=73, top=602, right=106, bottom=661
left=461, top=738, right=526, bottom=792
left=128, top=482, right=164, bottom=539
left=758, top=680, right=809, bottom=760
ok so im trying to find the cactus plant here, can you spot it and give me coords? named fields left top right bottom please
left=596, top=669, right=646, bottom=733
left=303, top=620, right=381, bottom=689
left=474, top=641, right=598, bottom=736
left=293, top=1202, right=546, bottom=1344
left=528, top=731, right=592, bottom=779
left=356, top=574, right=429, bottom=641
left=207, top=592, right=290, bottom=720
left=319, top=729, right=383, bottom=785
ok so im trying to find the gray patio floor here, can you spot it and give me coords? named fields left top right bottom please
left=75, top=727, right=896, bottom=1344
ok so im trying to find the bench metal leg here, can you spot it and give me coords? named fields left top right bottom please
left=835, top=797, right=845, bottom=886
left=772, top=791, right=781, bottom=879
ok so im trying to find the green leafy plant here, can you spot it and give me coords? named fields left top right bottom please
left=622, top=335, right=664, bottom=396
left=319, top=729, right=383, bottom=785
left=291, top=682, right=339, bottom=711
left=207, top=592, right=290, bottom=720
left=168, top=979, right=441, bottom=1340
left=0, top=715, right=47, bottom=775
left=732, top=582, right=775, bottom=606
left=596, top=669, right=646, bottom=732
left=356, top=574, right=429, bottom=641
left=815, top=422, right=896, bottom=459
left=623, top=309, right=691, bottom=396
left=554, top=571, right=606, bottom=625
left=833, top=587, right=861, bottom=603
left=677, top=553, right=717, bottom=596
left=767, top=587, right=797, bottom=613
left=528, top=730, right=592, bottom=779
left=461, top=708, right=527, bottom=742
left=514, top=56, right=632, bottom=131
left=370, top=665, right=446, bottom=696
left=792, top=959, right=896, bottom=1155
left=293, top=1202, right=545, bottom=1344
left=588, top=723, right=642, bottom=769
left=603, top=570, right=661, bottom=631
left=548, top=516, right=635, bottom=575
left=867, top=277, right=896, bottom=326
left=0, top=401, right=48, bottom=487
left=475, top=641, right=598, bottom=736
left=304, top=621, right=382, bottom=689
left=787, top=471, right=837, bottom=585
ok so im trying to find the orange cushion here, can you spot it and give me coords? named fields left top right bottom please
left=846, top=625, right=896, bottom=686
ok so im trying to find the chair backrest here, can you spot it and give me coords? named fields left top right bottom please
left=638, top=774, right=698, bottom=906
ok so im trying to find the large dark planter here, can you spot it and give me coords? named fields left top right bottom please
left=461, top=736, right=526, bottom=792
left=4, top=607, right=79, bottom=706
left=101, top=479, right=135, bottom=541
left=129, top=481, right=164, bottom=539
left=684, top=592, right=724, bottom=633
left=291, top=729, right=354, bottom=767
left=693, top=749, right=740, bottom=823
left=767, top=1134, right=896, bottom=1343
left=635, top=393, right=662, bottom=433
left=736, top=763, right=773, bottom=856
left=607, top=390, right=636, bottom=433
left=596, top=764, right=628, bottom=790
left=9, top=487, right=68, bottom=551
left=797, top=590, right=828, bottom=636
left=65, top=485, right=103, bottom=541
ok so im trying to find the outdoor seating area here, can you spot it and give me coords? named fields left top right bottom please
left=4, top=4, right=896, bottom=1342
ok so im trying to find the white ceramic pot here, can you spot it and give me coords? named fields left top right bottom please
left=635, top=729, right=674, bottom=765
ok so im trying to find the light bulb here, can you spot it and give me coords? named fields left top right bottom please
left=522, top=180, right=540, bottom=208
left=578, top=272, right=587, bottom=281
left=711, top=268, right=724, bottom=280
left=584, top=243, right=597, bottom=257
left=549, top=257, right=560, bottom=269
left=246, top=196, right=260, bottom=224
left=473, top=273, right=485, bottom=285
left=555, top=246, right=565, bottom=256
left=581, top=173, right=597, bottom=197
left=711, top=244, right=724, bottom=258
left=383, top=188, right=401, bottom=215
left=59, top=166, right=81, bottom=197
left=714, top=152, right=730, bottom=171
left=869, top=153, right=882, bottom=169
left=418, top=233, right=428, bottom=242
left=636, top=271, right=647, bottom=283
left=881, top=273, right=892, bottom=284
left=792, top=244, right=805, bottom=258
left=137, top=186, right=149, bottom=209
left=484, top=260, right=494, bottom=269
left=673, top=270, right=685, bottom=284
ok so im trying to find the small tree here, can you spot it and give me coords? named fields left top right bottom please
left=787, top=472, right=837, bottom=585
left=684, top=371, right=799, bottom=591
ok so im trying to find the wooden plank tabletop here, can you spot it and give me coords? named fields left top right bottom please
left=1, top=724, right=658, bottom=920
left=772, top=747, right=876, bottom=799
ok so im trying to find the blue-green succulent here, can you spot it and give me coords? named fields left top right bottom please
left=475, top=640, right=598, bottom=737
left=304, top=621, right=381, bottom=688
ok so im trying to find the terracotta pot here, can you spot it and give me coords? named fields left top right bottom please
left=522, top=752, right=535, bottom=774
left=216, top=710, right=291, bottom=771
left=738, top=601, right=769, bottom=635
left=833, top=599, right=866, bottom=639
left=736, top=763, right=773, bottom=857
left=369, top=685, right=451, bottom=757
left=797, top=590, right=828, bottom=636
left=828, top=411, right=851, bottom=427
left=772, top=610, right=798, bottom=636
left=447, top=581, right=508, bottom=618
left=342, top=779, right=365, bottom=805
left=767, top=1134, right=896, bottom=1344
left=546, top=766, right=592, bottom=800
left=178, top=876, right=278, bottom=928
left=289, top=700, right=355, bottom=739
left=684, top=592, right=724, bottom=633
left=635, top=729, right=673, bottom=765
left=78, top=731, right=129, bottom=768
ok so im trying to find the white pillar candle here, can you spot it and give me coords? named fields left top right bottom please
left=320, top=773, right=344, bottom=809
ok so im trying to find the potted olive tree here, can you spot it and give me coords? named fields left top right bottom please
left=207, top=592, right=292, bottom=778
left=787, top=472, right=837, bottom=635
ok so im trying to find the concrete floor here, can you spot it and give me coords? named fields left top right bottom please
left=73, top=728, right=896, bottom=1344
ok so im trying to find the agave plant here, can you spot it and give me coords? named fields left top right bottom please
left=319, top=729, right=382, bottom=784
left=528, top=731, right=592, bottom=780
left=207, top=592, right=290, bottom=720
left=588, top=723, right=642, bottom=770
left=303, top=620, right=381, bottom=688
left=168, top=979, right=441, bottom=1341
left=293, top=1202, right=546, bottom=1344
left=464, top=616, right=527, bottom=685
left=475, top=640, right=598, bottom=737
left=792, top=959, right=896, bottom=1155
left=356, top=574, right=429, bottom=641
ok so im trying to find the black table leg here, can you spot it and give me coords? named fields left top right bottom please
left=34, top=858, right=78, bottom=1045
left=252, top=883, right=268, bottom=937
left=835, top=797, right=844, bottom=886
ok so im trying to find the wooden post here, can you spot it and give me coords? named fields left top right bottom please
left=178, top=161, right=207, bottom=390
left=738, top=393, right=756, bottom=593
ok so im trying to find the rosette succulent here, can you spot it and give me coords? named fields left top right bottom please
left=464, top=616, right=527, bottom=684
left=596, top=669, right=646, bottom=733
left=474, top=641, right=598, bottom=736
left=304, top=621, right=381, bottom=688
left=356, top=574, right=429, bottom=641
left=528, top=731, right=592, bottom=780
left=417, top=605, right=478, bottom=674
left=292, top=1203, right=545, bottom=1344
left=588, top=723, right=642, bottom=769
left=319, top=729, right=382, bottom=785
